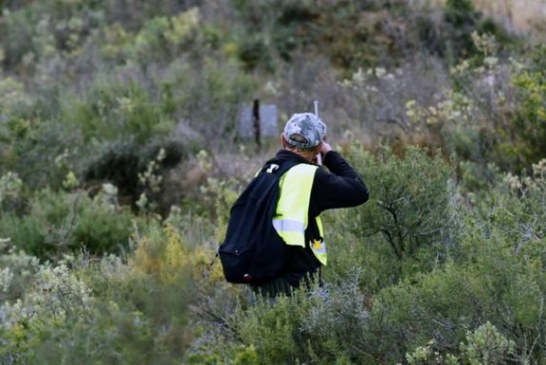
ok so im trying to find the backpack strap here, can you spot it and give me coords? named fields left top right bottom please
left=258, top=158, right=302, bottom=178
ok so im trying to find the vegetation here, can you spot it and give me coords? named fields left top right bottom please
left=1, top=0, right=546, bottom=363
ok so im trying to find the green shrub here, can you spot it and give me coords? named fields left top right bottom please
left=61, top=79, right=170, bottom=145
left=510, top=65, right=546, bottom=171
left=0, top=221, right=206, bottom=364
left=339, top=144, right=454, bottom=280
left=459, top=38, right=545, bottom=176
left=443, top=0, right=479, bottom=60
left=131, top=16, right=171, bottom=61
left=165, top=57, right=255, bottom=144
left=0, top=117, right=82, bottom=190
left=0, top=241, right=40, bottom=303
left=0, top=0, right=105, bottom=72
left=413, top=0, right=509, bottom=64
left=405, top=322, right=515, bottom=365
left=103, top=0, right=191, bottom=31
left=406, top=34, right=544, bottom=175
left=461, top=322, right=516, bottom=365
left=0, top=257, right=164, bottom=365
left=238, top=34, right=272, bottom=71
left=0, top=9, right=36, bottom=69
left=0, top=83, right=85, bottom=190
left=129, top=8, right=200, bottom=63
left=369, top=263, right=488, bottom=362
left=0, top=171, right=23, bottom=213
left=0, top=257, right=95, bottom=364
left=84, top=142, right=141, bottom=200
left=0, top=187, right=134, bottom=258
left=187, top=275, right=373, bottom=365
left=83, top=137, right=193, bottom=212
left=366, top=162, right=546, bottom=363
left=368, top=254, right=538, bottom=363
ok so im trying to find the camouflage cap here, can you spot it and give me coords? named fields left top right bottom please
left=283, top=113, right=326, bottom=149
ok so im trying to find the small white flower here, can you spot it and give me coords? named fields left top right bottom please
left=0, top=267, right=13, bottom=293
left=374, top=67, right=386, bottom=78
left=484, top=57, right=498, bottom=68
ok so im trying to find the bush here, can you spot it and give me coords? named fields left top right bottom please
left=0, top=0, right=105, bottom=74
left=407, top=34, right=544, bottom=175
left=0, top=254, right=173, bottom=365
left=0, top=219, right=216, bottom=364
left=164, top=57, right=256, bottom=144
left=443, top=0, right=480, bottom=60
left=336, top=144, right=454, bottom=280
left=0, top=115, right=83, bottom=191
left=0, top=241, right=40, bottom=303
left=186, top=275, right=372, bottom=365
left=0, top=78, right=86, bottom=190
left=405, top=322, right=515, bottom=365
left=61, top=79, right=171, bottom=145
left=0, top=256, right=95, bottom=364
left=0, top=9, right=36, bottom=69
left=366, top=161, right=546, bottom=363
left=83, top=137, right=194, bottom=213
left=0, top=171, right=23, bottom=213
left=0, top=187, right=134, bottom=258
left=511, top=61, right=546, bottom=170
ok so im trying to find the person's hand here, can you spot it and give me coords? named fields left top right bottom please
left=318, top=140, right=332, bottom=158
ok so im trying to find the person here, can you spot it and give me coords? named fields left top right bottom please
left=251, top=112, right=369, bottom=297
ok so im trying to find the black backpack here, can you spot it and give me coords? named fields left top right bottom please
left=218, top=158, right=299, bottom=284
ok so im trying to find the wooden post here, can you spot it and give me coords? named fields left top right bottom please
left=253, top=99, right=261, bottom=149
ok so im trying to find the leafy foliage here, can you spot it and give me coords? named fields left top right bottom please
left=343, top=145, right=453, bottom=279
left=2, top=0, right=546, bottom=364
left=0, top=187, right=134, bottom=257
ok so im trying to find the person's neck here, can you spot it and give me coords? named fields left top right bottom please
left=283, top=147, right=314, bottom=163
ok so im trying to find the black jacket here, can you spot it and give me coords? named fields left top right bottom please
left=273, top=149, right=369, bottom=286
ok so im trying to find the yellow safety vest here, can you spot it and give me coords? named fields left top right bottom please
left=272, top=164, right=327, bottom=265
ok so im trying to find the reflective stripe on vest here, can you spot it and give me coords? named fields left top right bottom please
left=273, top=163, right=327, bottom=265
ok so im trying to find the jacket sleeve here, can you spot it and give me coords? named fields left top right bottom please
left=309, top=151, right=369, bottom=215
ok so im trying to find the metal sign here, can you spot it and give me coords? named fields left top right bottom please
left=238, top=103, right=278, bottom=141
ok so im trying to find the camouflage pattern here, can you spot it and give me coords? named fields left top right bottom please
left=283, top=113, right=327, bottom=149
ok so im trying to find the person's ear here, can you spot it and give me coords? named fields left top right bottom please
left=280, top=134, right=288, bottom=148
